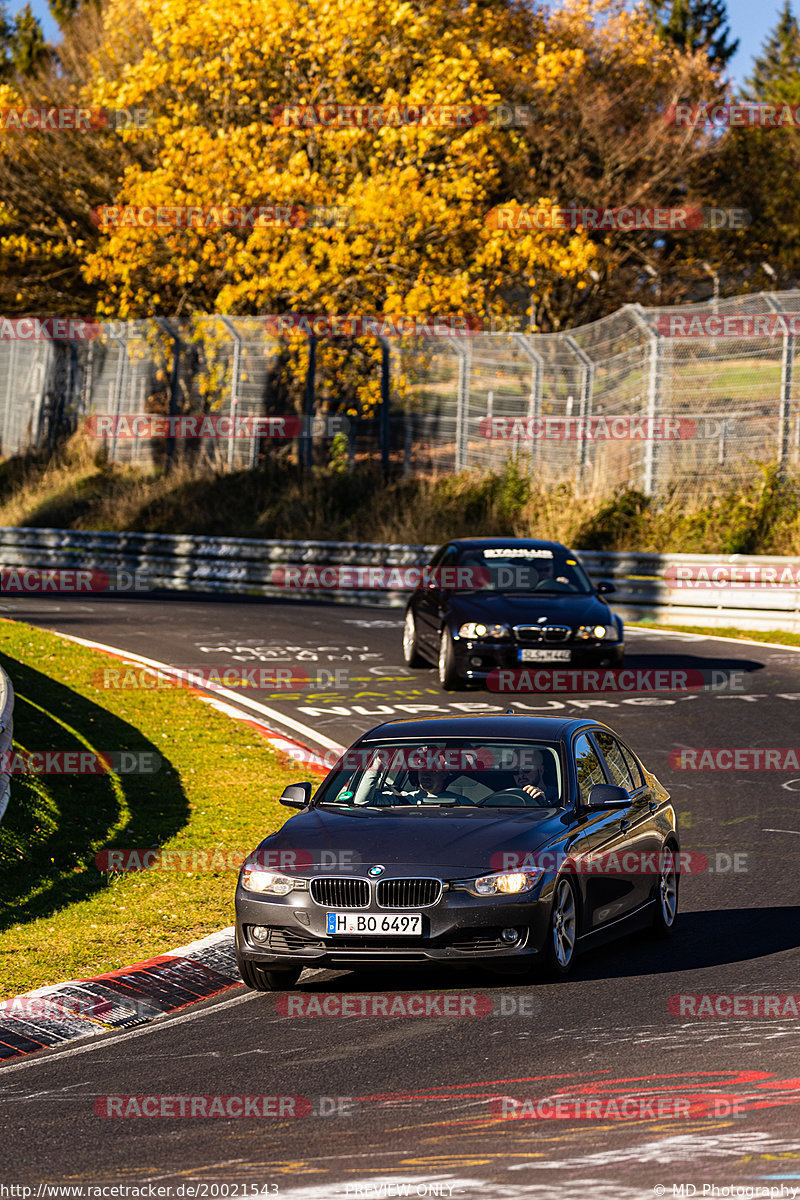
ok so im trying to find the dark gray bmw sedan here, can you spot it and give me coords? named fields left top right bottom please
left=235, top=715, right=679, bottom=990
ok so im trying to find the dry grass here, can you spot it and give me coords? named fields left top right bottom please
left=1, top=435, right=800, bottom=554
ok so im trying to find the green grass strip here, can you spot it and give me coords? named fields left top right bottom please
left=0, top=619, right=300, bottom=999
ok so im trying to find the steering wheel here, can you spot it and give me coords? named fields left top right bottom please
left=476, top=787, right=546, bottom=807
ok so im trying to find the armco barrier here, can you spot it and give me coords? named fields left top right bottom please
left=0, top=666, right=14, bottom=824
left=1, top=526, right=799, bottom=632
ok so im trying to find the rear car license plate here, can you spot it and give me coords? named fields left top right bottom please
left=519, top=648, right=572, bottom=662
left=326, top=912, right=422, bottom=935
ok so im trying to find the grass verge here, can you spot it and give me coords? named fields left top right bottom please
left=0, top=619, right=301, bottom=999
left=629, top=620, right=800, bottom=649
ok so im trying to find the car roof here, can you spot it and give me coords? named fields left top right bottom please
left=358, top=714, right=599, bottom=743
left=446, top=537, right=570, bottom=552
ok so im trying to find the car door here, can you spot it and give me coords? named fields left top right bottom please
left=415, top=544, right=458, bottom=654
left=592, top=729, right=663, bottom=913
left=566, top=731, right=640, bottom=932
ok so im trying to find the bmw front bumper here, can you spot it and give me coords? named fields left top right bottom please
left=235, top=879, right=555, bottom=969
left=453, top=636, right=625, bottom=683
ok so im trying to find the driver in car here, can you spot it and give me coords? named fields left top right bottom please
left=511, top=748, right=548, bottom=802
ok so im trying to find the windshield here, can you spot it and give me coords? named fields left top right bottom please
left=315, top=741, right=565, bottom=810
left=454, top=546, right=593, bottom=594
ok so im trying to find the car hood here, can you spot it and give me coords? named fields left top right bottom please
left=255, top=807, right=571, bottom=875
left=449, top=592, right=611, bottom=626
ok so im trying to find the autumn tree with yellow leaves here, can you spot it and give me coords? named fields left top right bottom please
left=0, top=0, right=719, bottom=332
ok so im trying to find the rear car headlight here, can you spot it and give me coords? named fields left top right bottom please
left=458, top=623, right=510, bottom=639
left=460, top=871, right=541, bottom=897
left=576, top=624, right=617, bottom=641
left=241, top=869, right=297, bottom=895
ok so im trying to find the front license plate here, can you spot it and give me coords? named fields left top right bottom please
left=519, top=648, right=572, bottom=662
left=326, top=912, right=422, bottom=936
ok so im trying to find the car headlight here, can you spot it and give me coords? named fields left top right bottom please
left=576, top=624, right=618, bottom=641
left=241, top=868, right=297, bottom=895
left=458, top=623, right=510, bottom=639
left=460, top=870, right=541, bottom=897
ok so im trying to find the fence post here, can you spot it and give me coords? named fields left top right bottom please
left=302, top=334, right=316, bottom=470
left=513, top=334, right=544, bottom=477
left=765, top=294, right=794, bottom=470
left=380, top=337, right=390, bottom=472
left=219, top=316, right=245, bottom=470
left=156, top=319, right=182, bottom=474
left=108, top=326, right=128, bottom=464
left=452, top=341, right=471, bottom=472
left=626, top=305, right=661, bottom=497
left=565, top=336, right=594, bottom=492
left=1, top=341, right=17, bottom=454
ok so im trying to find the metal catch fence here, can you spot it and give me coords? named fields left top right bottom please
left=1, top=292, right=799, bottom=496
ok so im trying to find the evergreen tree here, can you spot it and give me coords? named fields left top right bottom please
left=647, top=0, right=739, bottom=71
left=0, top=2, right=15, bottom=79
left=12, top=4, right=50, bottom=76
left=746, top=0, right=800, bottom=103
left=48, top=0, right=80, bottom=26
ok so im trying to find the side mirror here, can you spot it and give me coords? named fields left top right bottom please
left=595, top=580, right=616, bottom=595
left=585, top=783, right=629, bottom=809
left=280, top=782, right=312, bottom=809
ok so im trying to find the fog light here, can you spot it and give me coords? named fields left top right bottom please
left=500, top=927, right=520, bottom=944
left=470, top=656, right=482, bottom=666
left=251, top=925, right=269, bottom=943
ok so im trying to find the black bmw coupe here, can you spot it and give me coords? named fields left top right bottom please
left=235, top=715, right=679, bottom=991
left=402, top=537, right=623, bottom=689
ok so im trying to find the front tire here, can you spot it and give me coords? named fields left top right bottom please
left=541, top=876, right=578, bottom=977
left=652, top=845, right=679, bottom=938
left=437, top=628, right=463, bottom=691
left=402, top=608, right=427, bottom=667
left=238, top=957, right=302, bottom=991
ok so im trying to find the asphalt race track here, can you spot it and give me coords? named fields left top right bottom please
left=2, top=593, right=800, bottom=1199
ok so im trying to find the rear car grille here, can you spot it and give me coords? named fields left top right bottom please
left=513, top=625, right=571, bottom=643
left=310, top=878, right=369, bottom=908
left=376, top=878, right=442, bottom=908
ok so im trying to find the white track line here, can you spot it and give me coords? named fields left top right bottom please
left=44, top=630, right=344, bottom=752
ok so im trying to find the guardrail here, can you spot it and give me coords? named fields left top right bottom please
left=1, top=526, right=799, bottom=632
left=0, top=666, right=14, bottom=825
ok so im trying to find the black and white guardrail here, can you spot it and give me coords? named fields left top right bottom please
left=0, top=667, right=13, bottom=825
left=0, top=526, right=799, bottom=631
